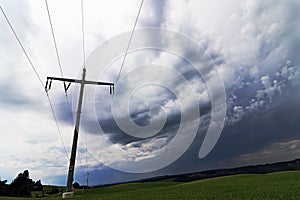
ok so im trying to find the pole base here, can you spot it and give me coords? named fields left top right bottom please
left=62, top=192, right=74, bottom=198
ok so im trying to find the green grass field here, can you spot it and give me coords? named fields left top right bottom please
left=1, top=171, right=299, bottom=200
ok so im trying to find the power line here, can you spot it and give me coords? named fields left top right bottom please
left=45, top=0, right=64, bottom=77
left=116, top=0, right=144, bottom=84
left=0, top=5, right=44, bottom=88
left=0, top=5, right=69, bottom=161
left=46, top=94, right=70, bottom=160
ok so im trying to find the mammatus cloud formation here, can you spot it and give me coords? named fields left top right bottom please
left=0, top=0, right=299, bottom=185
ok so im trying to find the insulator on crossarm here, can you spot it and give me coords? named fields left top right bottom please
left=45, top=79, right=49, bottom=92
left=49, top=79, right=52, bottom=90
left=109, top=85, right=115, bottom=96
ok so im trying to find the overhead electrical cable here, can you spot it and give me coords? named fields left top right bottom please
left=45, top=0, right=64, bottom=77
left=116, top=0, right=144, bottom=84
left=46, top=93, right=70, bottom=160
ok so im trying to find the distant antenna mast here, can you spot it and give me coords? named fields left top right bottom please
left=45, top=68, right=114, bottom=198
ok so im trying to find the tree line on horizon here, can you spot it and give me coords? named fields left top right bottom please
left=0, top=170, right=86, bottom=198
left=0, top=170, right=43, bottom=197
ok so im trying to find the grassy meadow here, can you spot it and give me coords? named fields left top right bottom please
left=0, top=171, right=299, bottom=200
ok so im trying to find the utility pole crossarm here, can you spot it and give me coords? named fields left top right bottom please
left=84, top=80, right=114, bottom=86
left=47, top=76, right=114, bottom=85
left=45, top=76, right=114, bottom=94
left=47, top=76, right=81, bottom=83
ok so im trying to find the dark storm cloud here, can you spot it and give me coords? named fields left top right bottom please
left=220, top=84, right=300, bottom=158
left=70, top=81, right=211, bottom=147
left=82, top=109, right=181, bottom=145
left=154, top=89, right=299, bottom=177
left=169, top=80, right=300, bottom=172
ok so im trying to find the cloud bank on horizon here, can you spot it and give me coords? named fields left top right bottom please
left=0, top=0, right=299, bottom=185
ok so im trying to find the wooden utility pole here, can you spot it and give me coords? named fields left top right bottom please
left=45, top=68, right=114, bottom=198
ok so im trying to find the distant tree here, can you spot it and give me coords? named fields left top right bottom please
left=32, top=180, right=43, bottom=191
left=73, top=182, right=80, bottom=189
left=0, top=179, right=10, bottom=196
left=9, top=170, right=34, bottom=197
